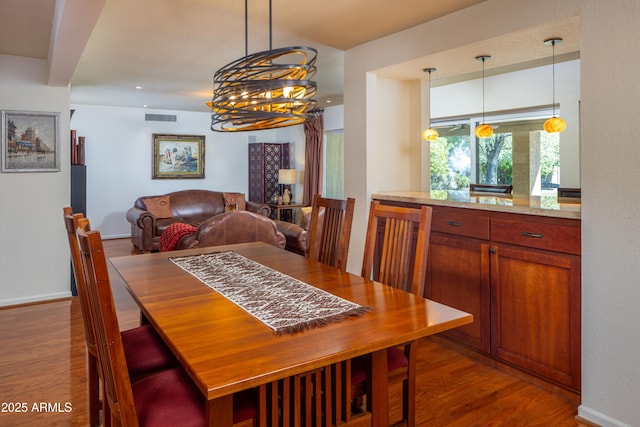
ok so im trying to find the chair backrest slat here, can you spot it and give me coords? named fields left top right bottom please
left=361, top=201, right=433, bottom=297
left=76, top=221, right=139, bottom=427
left=307, top=195, right=355, bottom=271
left=63, top=208, right=98, bottom=352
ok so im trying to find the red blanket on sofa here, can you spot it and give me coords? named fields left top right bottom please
left=159, top=223, right=197, bottom=252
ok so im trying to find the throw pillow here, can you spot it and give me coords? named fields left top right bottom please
left=143, top=196, right=173, bottom=219
left=299, top=206, right=313, bottom=226
left=223, top=192, right=247, bottom=211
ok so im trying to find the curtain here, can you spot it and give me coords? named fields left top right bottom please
left=303, top=113, right=324, bottom=205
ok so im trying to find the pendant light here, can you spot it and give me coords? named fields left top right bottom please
left=209, top=0, right=318, bottom=132
left=422, top=68, right=438, bottom=141
left=474, top=55, right=493, bottom=138
left=543, top=38, right=566, bottom=133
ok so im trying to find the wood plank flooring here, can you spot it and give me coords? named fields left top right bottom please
left=0, top=238, right=588, bottom=426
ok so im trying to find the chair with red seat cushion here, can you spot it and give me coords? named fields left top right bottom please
left=64, top=208, right=178, bottom=426
left=351, top=201, right=433, bottom=426
left=75, top=220, right=257, bottom=426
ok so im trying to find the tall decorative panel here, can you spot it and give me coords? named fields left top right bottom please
left=248, top=143, right=290, bottom=204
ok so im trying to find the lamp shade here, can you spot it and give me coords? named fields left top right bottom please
left=278, top=169, right=297, bottom=185
left=544, top=116, right=567, bottom=133
left=475, top=124, right=494, bottom=138
left=422, top=128, right=439, bottom=141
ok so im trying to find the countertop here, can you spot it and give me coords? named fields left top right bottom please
left=372, top=190, right=581, bottom=220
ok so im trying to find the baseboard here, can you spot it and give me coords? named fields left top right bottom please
left=578, top=405, right=632, bottom=427
left=0, top=292, right=72, bottom=308
left=102, top=233, right=130, bottom=240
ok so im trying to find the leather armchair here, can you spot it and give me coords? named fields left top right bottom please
left=273, top=209, right=312, bottom=256
left=177, top=210, right=286, bottom=250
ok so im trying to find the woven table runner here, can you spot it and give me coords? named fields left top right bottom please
left=170, top=251, right=370, bottom=335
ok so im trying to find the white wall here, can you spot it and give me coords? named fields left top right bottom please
left=579, top=1, right=640, bottom=426
left=69, top=105, right=307, bottom=238
left=0, top=55, right=71, bottom=305
left=344, top=0, right=640, bottom=426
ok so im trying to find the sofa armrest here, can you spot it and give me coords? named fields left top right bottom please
left=274, top=220, right=307, bottom=256
left=175, top=234, right=199, bottom=250
left=246, top=201, right=271, bottom=217
left=126, top=206, right=155, bottom=227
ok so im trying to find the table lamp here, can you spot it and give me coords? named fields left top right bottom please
left=278, top=169, right=297, bottom=204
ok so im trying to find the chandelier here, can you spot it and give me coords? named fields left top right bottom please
left=210, top=0, right=318, bottom=132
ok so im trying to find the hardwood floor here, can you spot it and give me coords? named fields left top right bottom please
left=0, top=238, right=588, bottom=426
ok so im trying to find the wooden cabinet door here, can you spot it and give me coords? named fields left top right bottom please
left=427, top=233, right=491, bottom=353
left=490, top=244, right=581, bottom=390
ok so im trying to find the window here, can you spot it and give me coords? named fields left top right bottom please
left=430, top=109, right=560, bottom=195
left=323, top=130, right=344, bottom=199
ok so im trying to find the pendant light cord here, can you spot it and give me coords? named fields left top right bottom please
left=551, top=40, right=556, bottom=117
left=481, top=57, right=486, bottom=124
left=269, top=0, right=273, bottom=51
left=244, top=0, right=248, bottom=57
left=429, top=71, right=432, bottom=125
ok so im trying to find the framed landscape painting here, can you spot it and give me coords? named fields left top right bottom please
left=152, top=134, right=205, bottom=179
left=1, top=110, right=60, bottom=172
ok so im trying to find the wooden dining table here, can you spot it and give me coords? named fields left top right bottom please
left=109, top=242, right=472, bottom=427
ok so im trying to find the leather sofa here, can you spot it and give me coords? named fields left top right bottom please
left=176, top=210, right=286, bottom=250
left=126, top=190, right=270, bottom=252
left=273, top=209, right=312, bottom=256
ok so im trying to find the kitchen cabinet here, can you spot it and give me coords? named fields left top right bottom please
left=377, top=198, right=581, bottom=391
left=427, top=206, right=491, bottom=353
left=490, top=242, right=580, bottom=389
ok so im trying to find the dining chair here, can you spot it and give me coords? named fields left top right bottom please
left=63, top=208, right=177, bottom=426
left=306, top=195, right=356, bottom=271
left=75, top=220, right=257, bottom=426
left=353, top=200, right=433, bottom=426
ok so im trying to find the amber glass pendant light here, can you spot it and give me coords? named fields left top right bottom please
left=422, top=68, right=438, bottom=141
left=474, top=55, right=493, bottom=138
left=543, top=38, right=566, bottom=133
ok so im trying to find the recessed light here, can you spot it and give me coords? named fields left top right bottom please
left=143, top=105, right=148, bottom=108
left=136, top=86, right=144, bottom=90
left=326, top=99, right=332, bottom=103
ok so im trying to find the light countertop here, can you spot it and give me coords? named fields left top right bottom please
left=372, top=190, right=581, bottom=220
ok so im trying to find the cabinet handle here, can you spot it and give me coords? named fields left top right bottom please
left=521, top=231, right=543, bottom=239
left=446, top=221, right=462, bottom=227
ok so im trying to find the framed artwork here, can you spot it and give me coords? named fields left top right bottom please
left=1, top=110, right=60, bottom=172
left=152, top=134, right=205, bottom=179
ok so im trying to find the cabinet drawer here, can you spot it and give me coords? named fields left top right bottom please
left=491, top=218, right=580, bottom=255
left=431, top=207, right=490, bottom=240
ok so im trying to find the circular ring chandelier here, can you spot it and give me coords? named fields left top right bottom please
left=210, top=0, right=318, bottom=132
left=211, top=46, right=317, bottom=132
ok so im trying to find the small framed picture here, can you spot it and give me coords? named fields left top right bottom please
left=2, top=110, right=60, bottom=172
left=152, top=134, right=205, bottom=179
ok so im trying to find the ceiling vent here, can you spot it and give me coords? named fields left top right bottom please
left=145, top=113, right=177, bottom=122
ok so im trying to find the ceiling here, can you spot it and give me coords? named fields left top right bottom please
left=0, top=0, right=580, bottom=113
